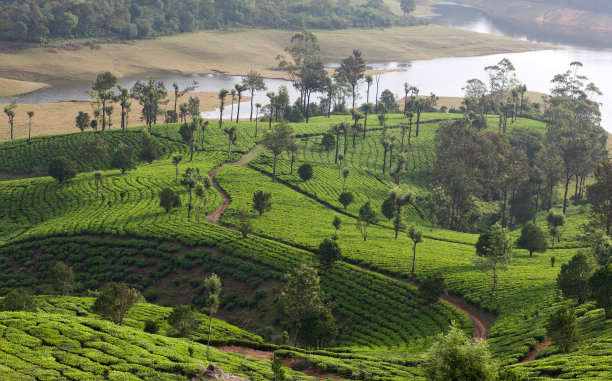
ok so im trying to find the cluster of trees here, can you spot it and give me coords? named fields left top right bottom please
left=431, top=60, right=606, bottom=233
left=0, top=0, right=415, bottom=42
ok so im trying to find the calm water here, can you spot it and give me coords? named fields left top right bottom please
left=3, top=3, right=612, bottom=131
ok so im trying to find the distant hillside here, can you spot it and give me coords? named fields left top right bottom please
left=0, top=0, right=418, bottom=43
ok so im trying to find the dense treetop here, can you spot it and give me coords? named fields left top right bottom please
left=0, top=0, right=416, bottom=42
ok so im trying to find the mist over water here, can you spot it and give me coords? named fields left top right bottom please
left=3, top=2, right=611, bottom=131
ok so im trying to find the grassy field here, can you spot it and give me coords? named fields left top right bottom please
left=0, top=25, right=553, bottom=98
left=0, top=111, right=610, bottom=379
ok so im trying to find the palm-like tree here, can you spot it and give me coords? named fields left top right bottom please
left=230, top=88, right=237, bottom=122
left=235, top=83, right=246, bottom=122
left=266, top=92, right=275, bottom=130
left=223, top=125, right=238, bottom=159
left=26, top=111, right=34, bottom=141
left=218, top=89, right=229, bottom=129
left=172, top=155, right=182, bottom=185
left=408, top=224, right=423, bottom=280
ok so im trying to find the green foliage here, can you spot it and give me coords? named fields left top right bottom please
left=111, top=144, right=136, bottom=174
left=92, top=282, right=141, bottom=325
left=338, top=191, right=354, bottom=210
left=253, top=191, right=272, bottom=216
left=589, top=265, right=612, bottom=319
left=159, top=187, right=181, bottom=213
left=48, top=156, right=77, bottom=183
left=474, top=224, right=512, bottom=300
left=167, top=305, right=200, bottom=337
left=297, top=163, right=313, bottom=181
left=49, top=261, right=76, bottom=295
left=547, top=306, right=579, bottom=353
left=357, top=201, right=377, bottom=241
left=557, top=252, right=594, bottom=305
left=320, top=133, right=336, bottom=151
left=423, top=323, right=498, bottom=381
left=516, top=223, right=547, bottom=257
left=419, top=273, right=447, bottom=305
left=75, top=111, right=91, bottom=132
left=0, top=289, right=36, bottom=312
left=140, top=131, right=164, bottom=164
left=316, top=238, right=341, bottom=269
left=144, top=319, right=160, bottom=334
left=297, top=310, right=338, bottom=349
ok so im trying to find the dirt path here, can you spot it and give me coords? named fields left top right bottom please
left=206, top=145, right=263, bottom=224
left=215, top=346, right=273, bottom=361
left=520, top=338, right=551, bottom=362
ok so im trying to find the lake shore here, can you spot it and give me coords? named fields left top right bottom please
left=0, top=25, right=555, bottom=98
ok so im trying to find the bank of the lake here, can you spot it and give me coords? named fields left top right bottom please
left=0, top=24, right=552, bottom=99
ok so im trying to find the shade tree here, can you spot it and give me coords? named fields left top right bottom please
left=48, top=156, right=77, bottom=183
left=516, top=223, right=547, bottom=257
left=473, top=224, right=513, bottom=300
left=557, top=252, right=594, bottom=305
left=92, top=282, right=141, bottom=325
left=253, top=191, right=272, bottom=216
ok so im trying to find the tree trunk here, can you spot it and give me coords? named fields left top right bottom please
left=574, top=174, right=580, bottom=206
left=343, top=129, right=348, bottom=156
left=411, top=244, right=417, bottom=281
left=28, top=119, right=32, bottom=141
left=250, top=91, right=254, bottom=121
left=273, top=155, right=277, bottom=182
left=416, top=111, right=421, bottom=137
left=563, top=175, right=571, bottom=214
left=236, top=95, right=242, bottom=122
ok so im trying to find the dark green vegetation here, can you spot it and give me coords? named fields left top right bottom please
left=0, top=0, right=417, bottom=42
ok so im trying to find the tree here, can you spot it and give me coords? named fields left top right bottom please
left=243, top=71, right=267, bottom=121
left=316, top=238, right=341, bottom=269
left=48, top=156, right=77, bottom=183
left=408, top=224, right=424, bottom=281
left=92, top=282, right=141, bottom=325
left=49, top=261, right=76, bottom=295
left=117, top=85, right=131, bottom=130
left=75, top=111, right=91, bottom=132
left=235, top=210, right=253, bottom=238
left=298, top=163, right=313, bottom=181
left=387, top=187, right=413, bottom=239
left=78, top=134, right=107, bottom=171
left=320, top=133, right=336, bottom=151
left=159, top=187, right=181, bottom=213
left=223, top=125, right=238, bottom=160
left=332, top=216, right=342, bottom=240
left=229, top=88, right=236, bottom=121
left=172, top=81, right=198, bottom=122
left=342, top=169, right=350, bottom=192
left=94, top=171, right=103, bottom=199
left=419, top=273, right=447, bottom=305
left=0, top=289, right=36, bottom=312
left=281, top=261, right=326, bottom=346
left=473, top=224, right=513, bottom=300
left=218, top=89, right=229, bottom=129
left=587, top=157, right=612, bottom=235
left=516, top=223, right=547, bottom=257
left=589, top=265, right=612, bottom=319
left=547, top=212, right=565, bottom=250
left=297, top=310, right=338, bottom=349
left=131, top=79, right=167, bottom=131
left=263, top=121, right=294, bottom=181
left=253, top=191, right=272, bottom=216
left=179, top=117, right=199, bottom=161
left=423, top=323, right=498, bottom=381
left=172, top=155, right=182, bottom=186
left=3, top=98, right=16, bottom=140
left=203, top=273, right=222, bottom=358
left=360, top=102, right=374, bottom=138
left=338, top=192, right=354, bottom=210
left=234, top=83, right=247, bottom=122
left=400, top=0, right=415, bottom=17
left=557, top=252, right=594, bottom=305
left=357, top=201, right=377, bottom=241
left=141, top=131, right=163, bottom=164
left=168, top=305, right=200, bottom=337
left=182, top=167, right=201, bottom=220
left=547, top=306, right=580, bottom=353
left=195, top=176, right=211, bottom=224
left=335, top=49, right=366, bottom=109
left=424, top=186, right=449, bottom=231
left=111, top=144, right=136, bottom=174
left=25, top=110, right=34, bottom=140
left=254, top=102, right=262, bottom=137
left=89, top=72, right=117, bottom=131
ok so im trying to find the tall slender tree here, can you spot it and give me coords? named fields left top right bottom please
left=89, top=72, right=117, bottom=131
left=235, top=83, right=247, bottom=122
left=335, top=50, right=367, bottom=110
left=26, top=110, right=34, bottom=141
left=172, top=81, right=198, bottom=122
left=218, top=89, right=229, bottom=129
left=243, top=71, right=267, bottom=121
left=3, top=98, right=16, bottom=140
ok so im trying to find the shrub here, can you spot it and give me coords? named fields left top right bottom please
left=298, top=163, right=313, bottom=181
left=48, top=156, right=77, bottom=183
left=144, top=319, right=160, bottom=334
left=0, top=289, right=36, bottom=311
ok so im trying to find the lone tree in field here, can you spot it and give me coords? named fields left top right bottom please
left=547, top=306, right=580, bottom=353
left=111, top=144, right=136, bottom=174
left=557, top=252, right=594, bottom=305
left=80, top=134, right=108, bottom=171
left=589, top=264, right=612, bottom=319
left=243, top=71, right=267, bottom=121
left=4, top=99, right=17, bottom=140
left=357, top=201, right=377, bottom=241
left=223, top=125, right=238, bottom=160
left=195, top=176, right=211, bottom=224
left=159, top=187, right=181, bottom=213
left=172, top=155, right=182, bottom=185
left=48, top=157, right=77, bottom=183
left=26, top=110, right=34, bottom=140
left=419, top=273, right=447, bottom=305
left=49, top=262, right=76, bottom=295
left=235, top=210, right=253, bottom=238
left=203, top=273, right=222, bottom=359
left=89, top=71, right=117, bottom=131
left=281, top=261, right=326, bottom=346
left=141, top=131, right=163, bottom=164
left=423, top=323, right=498, bottom=381
left=473, top=224, right=512, bottom=300
left=408, top=224, right=423, bottom=281
left=218, top=89, right=229, bottom=129
left=179, top=116, right=199, bottom=162
left=253, top=191, right=272, bottom=216
left=263, top=121, right=294, bottom=181
left=547, top=212, right=565, bottom=250
left=316, top=238, right=341, bottom=269
left=94, top=171, right=103, bottom=199
left=387, top=187, right=413, bottom=239
left=335, top=49, right=366, bottom=109
left=516, top=223, right=547, bottom=257
left=338, top=192, right=354, bottom=210
left=298, top=163, right=313, bottom=181
left=167, top=305, right=200, bottom=338
left=182, top=167, right=201, bottom=220
left=92, top=282, right=141, bottom=325
left=75, top=111, right=91, bottom=132
left=332, top=216, right=342, bottom=240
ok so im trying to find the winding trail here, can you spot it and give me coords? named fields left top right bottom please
left=521, top=338, right=551, bottom=362
left=205, top=145, right=263, bottom=224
